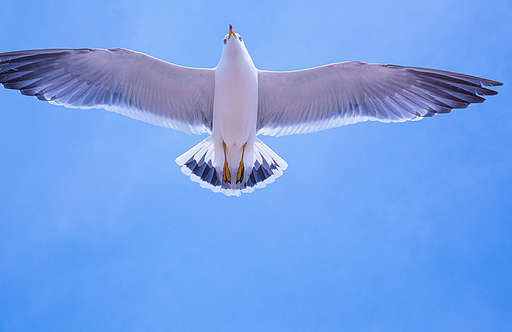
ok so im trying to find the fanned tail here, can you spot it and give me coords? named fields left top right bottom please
left=175, top=136, right=287, bottom=196
left=175, top=136, right=221, bottom=192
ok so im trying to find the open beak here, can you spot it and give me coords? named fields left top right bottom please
left=228, top=24, right=236, bottom=39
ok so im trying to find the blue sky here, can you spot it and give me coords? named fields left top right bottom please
left=0, top=0, right=511, bottom=331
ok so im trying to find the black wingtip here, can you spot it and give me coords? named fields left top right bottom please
left=481, top=79, right=504, bottom=88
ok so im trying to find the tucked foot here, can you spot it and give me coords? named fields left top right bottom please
left=223, top=161, right=231, bottom=183
left=236, top=161, right=244, bottom=183
left=236, top=142, right=247, bottom=184
left=222, top=141, right=231, bottom=183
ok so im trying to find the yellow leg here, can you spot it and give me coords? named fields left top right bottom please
left=222, top=142, right=231, bottom=183
left=236, top=142, right=247, bottom=184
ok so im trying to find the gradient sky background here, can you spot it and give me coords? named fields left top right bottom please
left=0, top=0, right=511, bottom=331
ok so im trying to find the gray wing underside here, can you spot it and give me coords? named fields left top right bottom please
left=0, top=48, right=215, bottom=134
left=257, top=61, right=503, bottom=136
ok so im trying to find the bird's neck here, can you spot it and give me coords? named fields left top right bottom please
left=217, top=48, right=256, bottom=72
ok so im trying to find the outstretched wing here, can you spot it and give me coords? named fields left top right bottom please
left=0, top=48, right=215, bottom=134
left=257, top=61, right=503, bottom=136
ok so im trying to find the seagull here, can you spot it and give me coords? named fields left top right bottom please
left=0, top=25, right=503, bottom=196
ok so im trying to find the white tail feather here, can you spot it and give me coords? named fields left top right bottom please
left=176, top=136, right=287, bottom=196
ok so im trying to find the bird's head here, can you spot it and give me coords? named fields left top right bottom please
left=222, top=24, right=245, bottom=50
left=218, top=24, right=254, bottom=69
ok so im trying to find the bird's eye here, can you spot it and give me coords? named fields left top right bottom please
left=223, top=38, right=227, bottom=44
left=238, top=36, right=242, bottom=42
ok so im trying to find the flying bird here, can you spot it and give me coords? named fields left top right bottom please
left=0, top=25, right=503, bottom=196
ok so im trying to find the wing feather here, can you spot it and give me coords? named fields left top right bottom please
left=257, top=62, right=502, bottom=136
left=0, top=48, right=215, bottom=134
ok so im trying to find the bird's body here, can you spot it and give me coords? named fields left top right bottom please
left=213, top=29, right=258, bottom=187
left=0, top=25, right=503, bottom=196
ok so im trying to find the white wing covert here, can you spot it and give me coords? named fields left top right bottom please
left=257, top=61, right=503, bottom=136
left=0, top=48, right=215, bottom=134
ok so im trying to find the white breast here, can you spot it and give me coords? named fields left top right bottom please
left=212, top=41, right=258, bottom=147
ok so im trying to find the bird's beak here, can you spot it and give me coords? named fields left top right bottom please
left=228, top=24, right=236, bottom=39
